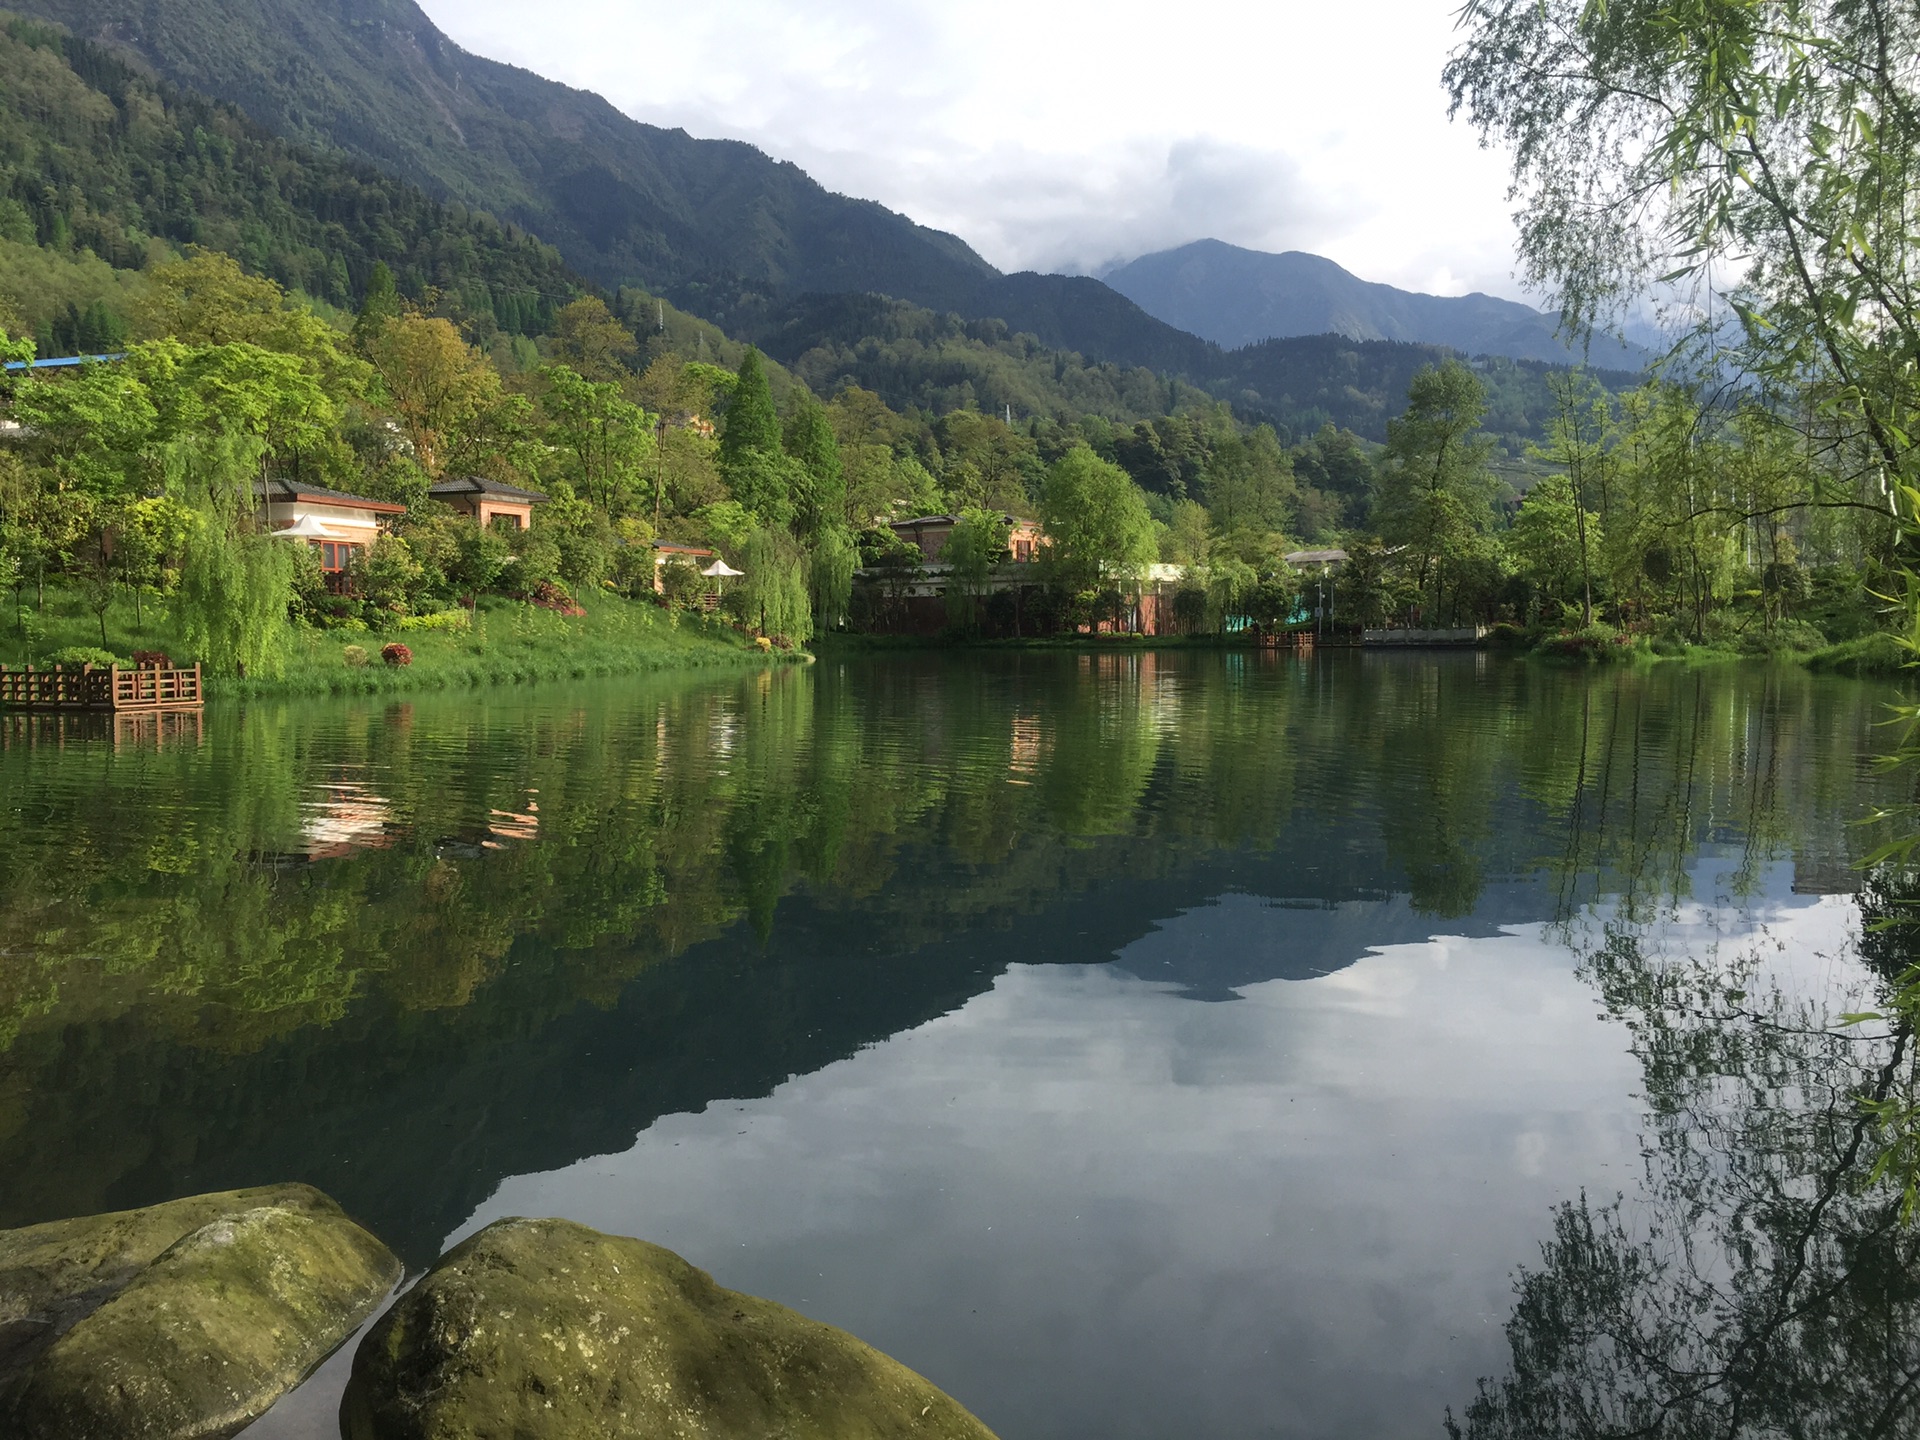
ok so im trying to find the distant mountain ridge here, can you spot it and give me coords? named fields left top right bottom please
left=1102, top=240, right=1646, bottom=368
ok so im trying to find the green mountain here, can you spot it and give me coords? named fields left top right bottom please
left=0, top=10, right=583, bottom=350
left=2, top=0, right=1229, bottom=373
left=5, top=0, right=990, bottom=300
left=743, top=291, right=1636, bottom=452
left=1103, top=239, right=1648, bottom=368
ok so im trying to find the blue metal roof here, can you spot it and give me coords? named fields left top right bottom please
left=2, top=353, right=127, bottom=372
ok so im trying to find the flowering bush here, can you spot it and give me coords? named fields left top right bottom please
left=342, top=645, right=370, bottom=668
left=381, top=643, right=413, bottom=667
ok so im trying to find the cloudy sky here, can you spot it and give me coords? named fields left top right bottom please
left=421, top=0, right=1525, bottom=300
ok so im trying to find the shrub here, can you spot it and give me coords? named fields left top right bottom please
left=381, top=643, right=413, bottom=667
left=527, top=580, right=586, bottom=617
left=1732, top=618, right=1827, bottom=656
left=1534, top=623, right=1630, bottom=663
left=395, top=609, right=472, bottom=633
left=1807, top=630, right=1909, bottom=676
left=342, top=645, right=370, bottom=668
left=45, top=645, right=126, bottom=669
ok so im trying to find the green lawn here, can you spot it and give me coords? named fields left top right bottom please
left=0, top=588, right=785, bottom=699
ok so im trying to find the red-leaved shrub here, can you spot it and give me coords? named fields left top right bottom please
left=528, top=581, right=587, bottom=617
left=381, top=643, right=413, bottom=667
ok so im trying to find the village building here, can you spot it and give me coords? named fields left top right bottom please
left=888, top=514, right=1045, bottom=563
left=256, top=478, right=405, bottom=577
left=657, top=411, right=717, bottom=440
left=650, top=541, right=716, bottom=594
left=427, top=475, right=549, bottom=530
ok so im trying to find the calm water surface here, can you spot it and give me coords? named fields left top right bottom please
left=2, top=652, right=1915, bottom=1438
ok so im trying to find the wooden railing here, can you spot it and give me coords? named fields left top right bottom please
left=112, top=664, right=203, bottom=708
left=0, top=663, right=203, bottom=710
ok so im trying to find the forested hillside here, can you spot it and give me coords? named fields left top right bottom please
left=5, top=0, right=997, bottom=303
left=733, top=291, right=1630, bottom=453
left=0, top=13, right=582, bottom=352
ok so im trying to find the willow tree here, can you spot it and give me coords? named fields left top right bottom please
left=734, top=527, right=813, bottom=646
left=1448, top=0, right=1920, bottom=1208
left=1445, top=0, right=1920, bottom=541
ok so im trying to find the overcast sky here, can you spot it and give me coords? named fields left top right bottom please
left=421, top=0, right=1528, bottom=301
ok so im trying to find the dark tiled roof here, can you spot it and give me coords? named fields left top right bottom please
left=652, top=542, right=716, bottom=555
left=890, top=513, right=1029, bottom=528
left=255, top=478, right=406, bottom=513
left=428, top=475, right=549, bottom=503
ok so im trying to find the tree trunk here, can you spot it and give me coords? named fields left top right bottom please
left=1573, top=486, right=1593, bottom=627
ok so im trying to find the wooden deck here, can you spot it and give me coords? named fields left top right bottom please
left=0, top=663, right=204, bottom=710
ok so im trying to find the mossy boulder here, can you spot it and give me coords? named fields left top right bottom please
left=344, top=1217, right=997, bottom=1440
left=0, top=1183, right=400, bottom=1440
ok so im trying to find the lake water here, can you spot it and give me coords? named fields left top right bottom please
left=3, top=652, right=1917, bottom=1438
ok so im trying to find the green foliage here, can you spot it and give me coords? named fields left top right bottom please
left=175, top=528, right=293, bottom=677
left=719, top=348, right=781, bottom=464
left=1372, top=360, right=1503, bottom=624
left=539, top=365, right=653, bottom=518
left=722, top=449, right=803, bottom=532
left=0, top=321, right=35, bottom=364
left=942, top=508, right=1010, bottom=633
left=42, top=642, right=122, bottom=667
left=733, top=527, right=812, bottom=645
left=807, top=527, right=857, bottom=632
left=1039, top=446, right=1158, bottom=602
left=0, top=14, right=579, bottom=352
left=1507, top=476, right=1602, bottom=623
left=1205, top=426, right=1295, bottom=537
left=783, top=396, right=846, bottom=540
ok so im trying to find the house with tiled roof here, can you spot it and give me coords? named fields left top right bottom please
left=255, top=478, right=405, bottom=577
left=427, top=475, right=549, bottom=531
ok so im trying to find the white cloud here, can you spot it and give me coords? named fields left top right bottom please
left=421, top=0, right=1529, bottom=296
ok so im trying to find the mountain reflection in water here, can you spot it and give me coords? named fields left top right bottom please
left=1, top=653, right=1915, bottom=1439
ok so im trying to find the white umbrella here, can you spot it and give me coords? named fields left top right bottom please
left=702, top=560, right=744, bottom=578
left=273, top=515, right=336, bottom=539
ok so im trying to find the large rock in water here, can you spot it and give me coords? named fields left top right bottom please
left=344, top=1217, right=998, bottom=1440
left=0, top=1183, right=400, bottom=1440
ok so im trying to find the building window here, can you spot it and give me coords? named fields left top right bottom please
left=311, top=540, right=362, bottom=572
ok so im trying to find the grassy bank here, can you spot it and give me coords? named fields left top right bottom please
left=0, top=589, right=784, bottom=699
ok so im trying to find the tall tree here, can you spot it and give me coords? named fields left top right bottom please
left=362, top=315, right=502, bottom=477
left=719, top=348, right=781, bottom=465
left=783, top=396, right=847, bottom=540
left=1371, top=360, right=1499, bottom=621
left=548, top=297, right=635, bottom=382
left=1531, top=371, right=1614, bottom=625
left=1039, top=446, right=1158, bottom=606
left=540, top=365, right=653, bottom=518
left=350, top=262, right=402, bottom=350
left=1205, top=425, right=1295, bottom=537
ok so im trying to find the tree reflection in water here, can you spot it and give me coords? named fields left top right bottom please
left=1449, top=868, right=1920, bottom=1439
